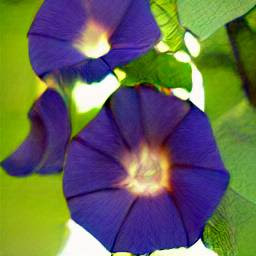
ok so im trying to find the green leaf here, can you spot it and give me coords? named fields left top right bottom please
left=213, top=99, right=256, bottom=204
left=150, top=0, right=185, bottom=52
left=203, top=189, right=237, bottom=256
left=195, top=28, right=244, bottom=121
left=226, top=15, right=256, bottom=107
left=177, top=0, right=256, bottom=39
left=203, top=188, right=256, bottom=256
left=119, top=50, right=192, bottom=91
left=245, top=6, right=256, bottom=32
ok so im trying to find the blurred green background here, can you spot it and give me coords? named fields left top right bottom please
left=0, top=1, right=69, bottom=255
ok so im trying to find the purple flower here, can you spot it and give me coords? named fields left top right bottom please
left=63, top=86, right=229, bottom=254
left=1, top=89, right=71, bottom=176
left=28, top=0, right=161, bottom=83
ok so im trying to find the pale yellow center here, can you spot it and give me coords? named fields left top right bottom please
left=73, top=20, right=111, bottom=58
left=121, top=145, right=171, bottom=196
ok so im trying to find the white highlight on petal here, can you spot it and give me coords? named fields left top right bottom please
left=173, top=51, right=191, bottom=63
left=155, top=41, right=170, bottom=53
left=74, top=20, right=111, bottom=58
left=151, top=240, right=218, bottom=256
left=172, top=88, right=190, bottom=100
left=184, top=32, right=201, bottom=57
left=172, top=54, right=205, bottom=111
left=190, top=63, right=205, bottom=111
left=72, top=73, right=120, bottom=113
left=58, top=219, right=111, bottom=256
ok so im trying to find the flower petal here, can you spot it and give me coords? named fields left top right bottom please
left=67, top=188, right=136, bottom=251
left=63, top=139, right=127, bottom=199
left=171, top=166, right=229, bottom=246
left=28, top=35, right=85, bottom=78
left=166, top=105, right=226, bottom=170
left=110, top=87, right=143, bottom=149
left=1, top=89, right=70, bottom=176
left=76, top=107, right=127, bottom=162
left=29, top=0, right=132, bottom=41
left=103, top=0, right=161, bottom=69
left=138, top=86, right=190, bottom=146
left=113, top=192, right=187, bottom=254
left=28, top=0, right=160, bottom=83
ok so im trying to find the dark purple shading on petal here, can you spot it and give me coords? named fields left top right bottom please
left=138, top=86, right=190, bottom=146
left=103, top=0, right=161, bottom=69
left=63, top=140, right=127, bottom=199
left=68, top=189, right=136, bottom=251
left=171, top=166, right=229, bottom=245
left=29, top=0, right=132, bottom=41
left=76, top=107, right=127, bottom=161
left=166, top=105, right=226, bottom=170
left=110, top=87, right=143, bottom=149
left=28, top=35, right=86, bottom=78
left=1, top=89, right=70, bottom=176
left=113, top=192, right=187, bottom=254
left=28, top=0, right=160, bottom=83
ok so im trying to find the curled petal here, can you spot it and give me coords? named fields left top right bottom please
left=1, top=89, right=70, bottom=176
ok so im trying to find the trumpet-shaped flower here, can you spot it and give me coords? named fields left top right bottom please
left=1, top=89, right=71, bottom=175
left=63, top=85, right=229, bottom=254
left=28, top=0, right=161, bottom=83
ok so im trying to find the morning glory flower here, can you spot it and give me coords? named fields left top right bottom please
left=1, top=89, right=71, bottom=176
left=28, top=0, right=161, bottom=84
left=63, top=85, right=229, bottom=254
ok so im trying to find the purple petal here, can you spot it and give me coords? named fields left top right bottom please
left=113, top=192, right=187, bottom=254
left=28, top=35, right=85, bottom=78
left=166, top=105, right=226, bottom=170
left=138, top=86, right=190, bottom=146
left=63, top=140, right=127, bottom=199
left=28, top=0, right=160, bottom=82
left=76, top=107, right=127, bottom=162
left=29, top=0, right=132, bottom=41
left=67, top=188, right=136, bottom=251
left=110, top=87, right=143, bottom=149
left=103, top=0, right=161, bottom=68
left=1, top=89, right=70, bottom=176
left=171, top=166, right=229, bottom=245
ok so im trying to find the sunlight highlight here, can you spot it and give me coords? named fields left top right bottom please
left=114, top=68, right=127, bottom=81
left=74, top=20, right=111, bottom=58
left=36, top=77, right=47, bottom=96
left=58, top=219, right=110, bottom=256
left=172, top=88, right=190, bottom=100
left=173, top=50, right=191, bottom=63
left=190, top=63, right=205, bottom=111
left=151, top=240, right=218, bottom=256
left=72, top=74, right=120, bottom=113
left=155, top=41, right=170, bottom=53
left=184, top=32, right=201, bottom=57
